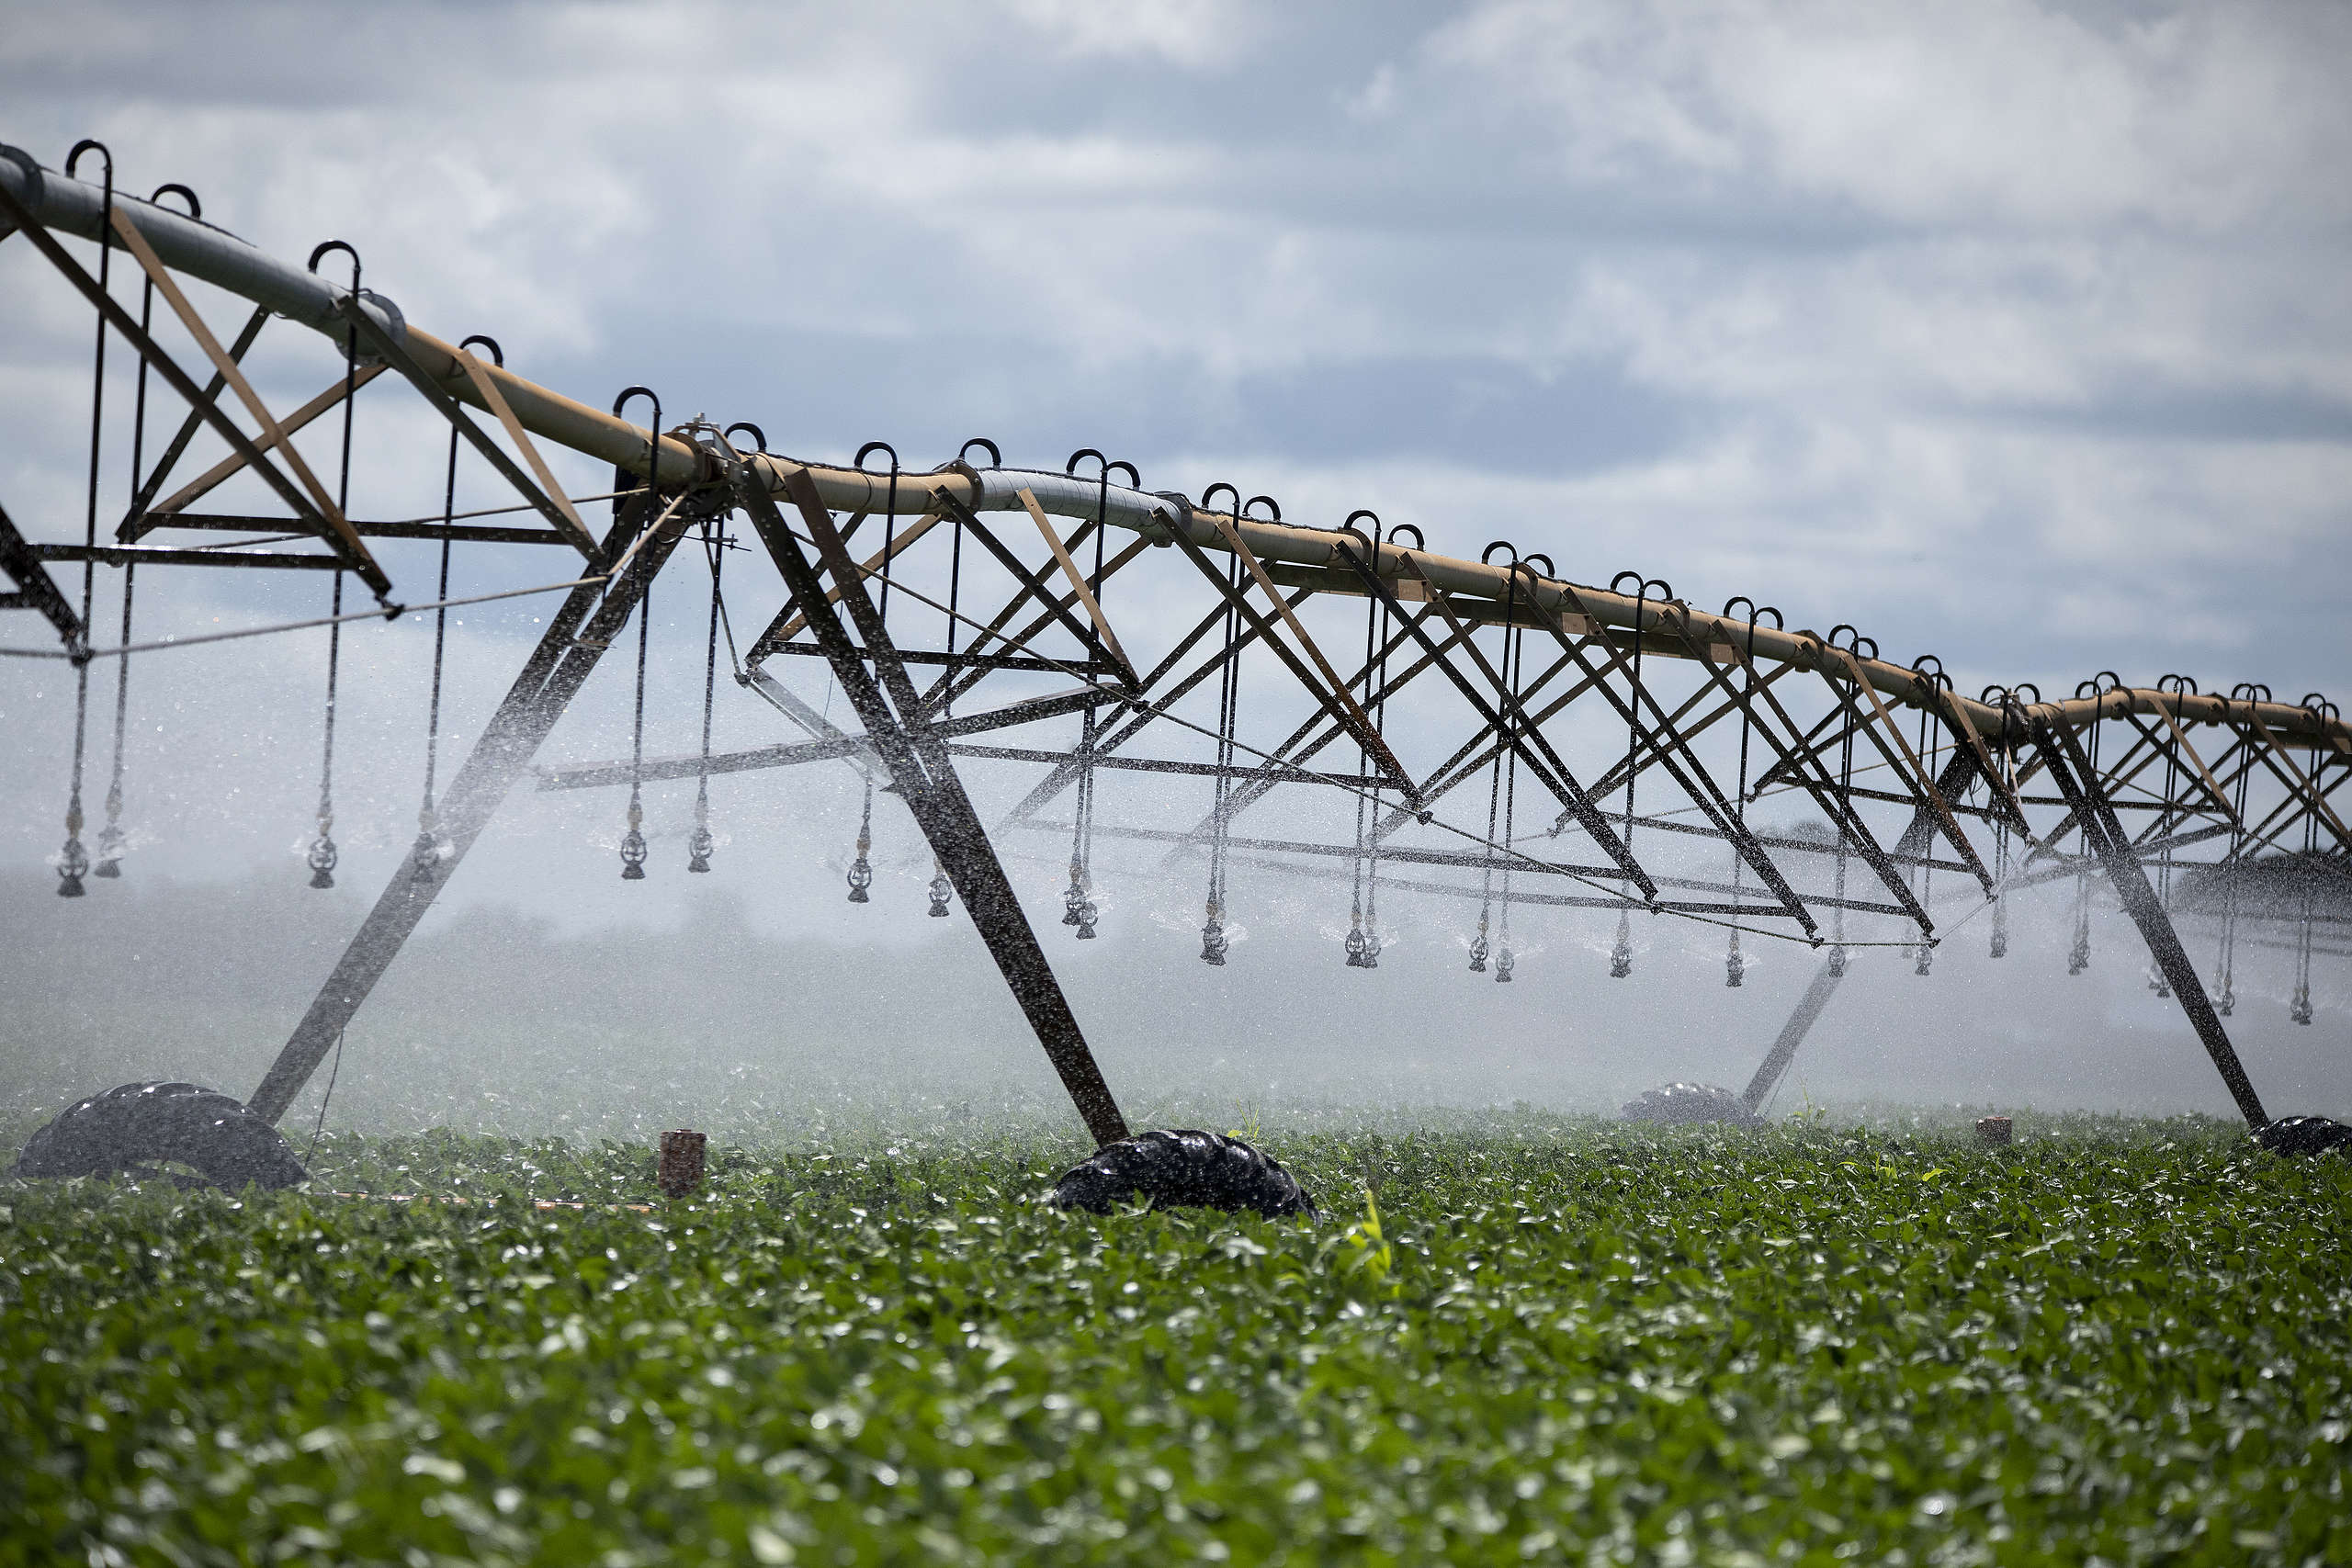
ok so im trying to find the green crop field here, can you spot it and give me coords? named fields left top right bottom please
left=3, top=1113, right=2347, bottom=1566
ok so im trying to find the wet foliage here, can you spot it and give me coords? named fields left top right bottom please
left=3, top=1114, right=2347, bottom=1565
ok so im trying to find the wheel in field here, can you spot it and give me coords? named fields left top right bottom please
left=2254, top=1115, right=2352, bottom=1157
left=1050, top=1128, right=1317, bottom=1218
left=1620, top=1082, right=1761, bottom=1127
left=9, top=1081, right=310, bottom=1190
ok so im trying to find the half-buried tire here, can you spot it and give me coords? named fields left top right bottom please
left=1621, top=1082, right=1761, bottom=1127
left=1050, top=1128, right=1316, bottom=1219
left=10, top=1081, right=310, bottom=1190
left=2254, top=1115, right=2352, bottom=1157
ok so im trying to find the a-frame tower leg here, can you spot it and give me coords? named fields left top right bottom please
left=2029, top=711, right=2268, bottom=1128
left=731, top=460, right=1130, bottom=1147
left=246, top=493, right=692, bottom=1123
left=1738, top=748, right=1982, bottom=1114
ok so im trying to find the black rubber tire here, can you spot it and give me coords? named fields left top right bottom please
left=1621, top=1082, right=1762, bottom=1127
left=10, top=1081, right=310, bottom=1190
left=1051, top=1129, right=1317, bottom=1219
left=2254, top=1115, right=2352, bottom=1157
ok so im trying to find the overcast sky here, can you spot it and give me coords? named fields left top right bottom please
left=9, top=0, right=2349, bottom=680
left=2, top=2, right=2347, bottom=1121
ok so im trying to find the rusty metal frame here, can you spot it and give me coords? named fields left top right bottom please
left=1333, top=542, right=1654, bottom=899
left=1648, top=624, right=1935, bottom=930
left=0, top=175, right=392, bottom=595
left=1542, top=581, right=1816, bottom=933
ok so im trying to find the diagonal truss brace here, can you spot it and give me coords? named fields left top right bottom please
left=0, top=176, right=391, bottom=596
left=1545, top=585, right=1816, bottom=934
left=334, top=299, right=601, bottom=559
left=118, top=303, right=269, bottom=537
left=1333, top=542, right=1654, bottom=899
left=1826, top=647, right=1995, bottom=895
left=1015, top=488, right=1138, bottom=689
left=1157, top=515, right=1419, bottom=804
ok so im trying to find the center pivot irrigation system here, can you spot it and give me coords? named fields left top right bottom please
left=6, top=141, right=2350, bottom=1203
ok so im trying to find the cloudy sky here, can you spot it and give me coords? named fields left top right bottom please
left=2, top=2, right=2347, bottom=1122
left=9, top=0, right=2350, bottom=677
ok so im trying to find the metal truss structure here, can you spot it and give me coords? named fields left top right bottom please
left=6, top=143, right=2347, bottom=1149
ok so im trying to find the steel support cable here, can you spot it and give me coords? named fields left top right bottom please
left=2290, top=696, right=2332, bottom=1024
left=0, top=489, right=695, bottom=665
left=299, top=241, right=362, bottom=890
left=1345, top=513, right=1385, bottom=969
left=95, top=227, right=144, bottom=879
left=618, top=573, right=652, bottom=882
left=609, top=389, right=662, bottom=884
left=1469, top=547, right=1521, bottom=976
left=95, top=180, right=191, bottom=882
left=930, top=440, right=993, bottom=917
left=1204, top=542, right=1242, bottom=965
left=1721, top=600, right=1779, bottom=987
left=1607, top=575, right=1664, bottom=977
left=1470, top=626, right=1505, bottom=974
left=54, top=144, right=113, bottom=897
left=413, top=420, right=459, bottom=883
left=2216, top=696, right=2256, bottom=1015
left=1989, top=693, right=2016, bottom=959
left=688, top=513, right=723, bottom=874
left=2069, top=688, right=2106, bottom=975
left=1363, top=543, right=1392, bottom=968
left=1496, top=618, right=1523, bottom=983
left=1826, top=628, right=1872, bottom=977
left=1913, top=692, right=1937, bottom=975
left=1061, top=453, right=1127, bottom=941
